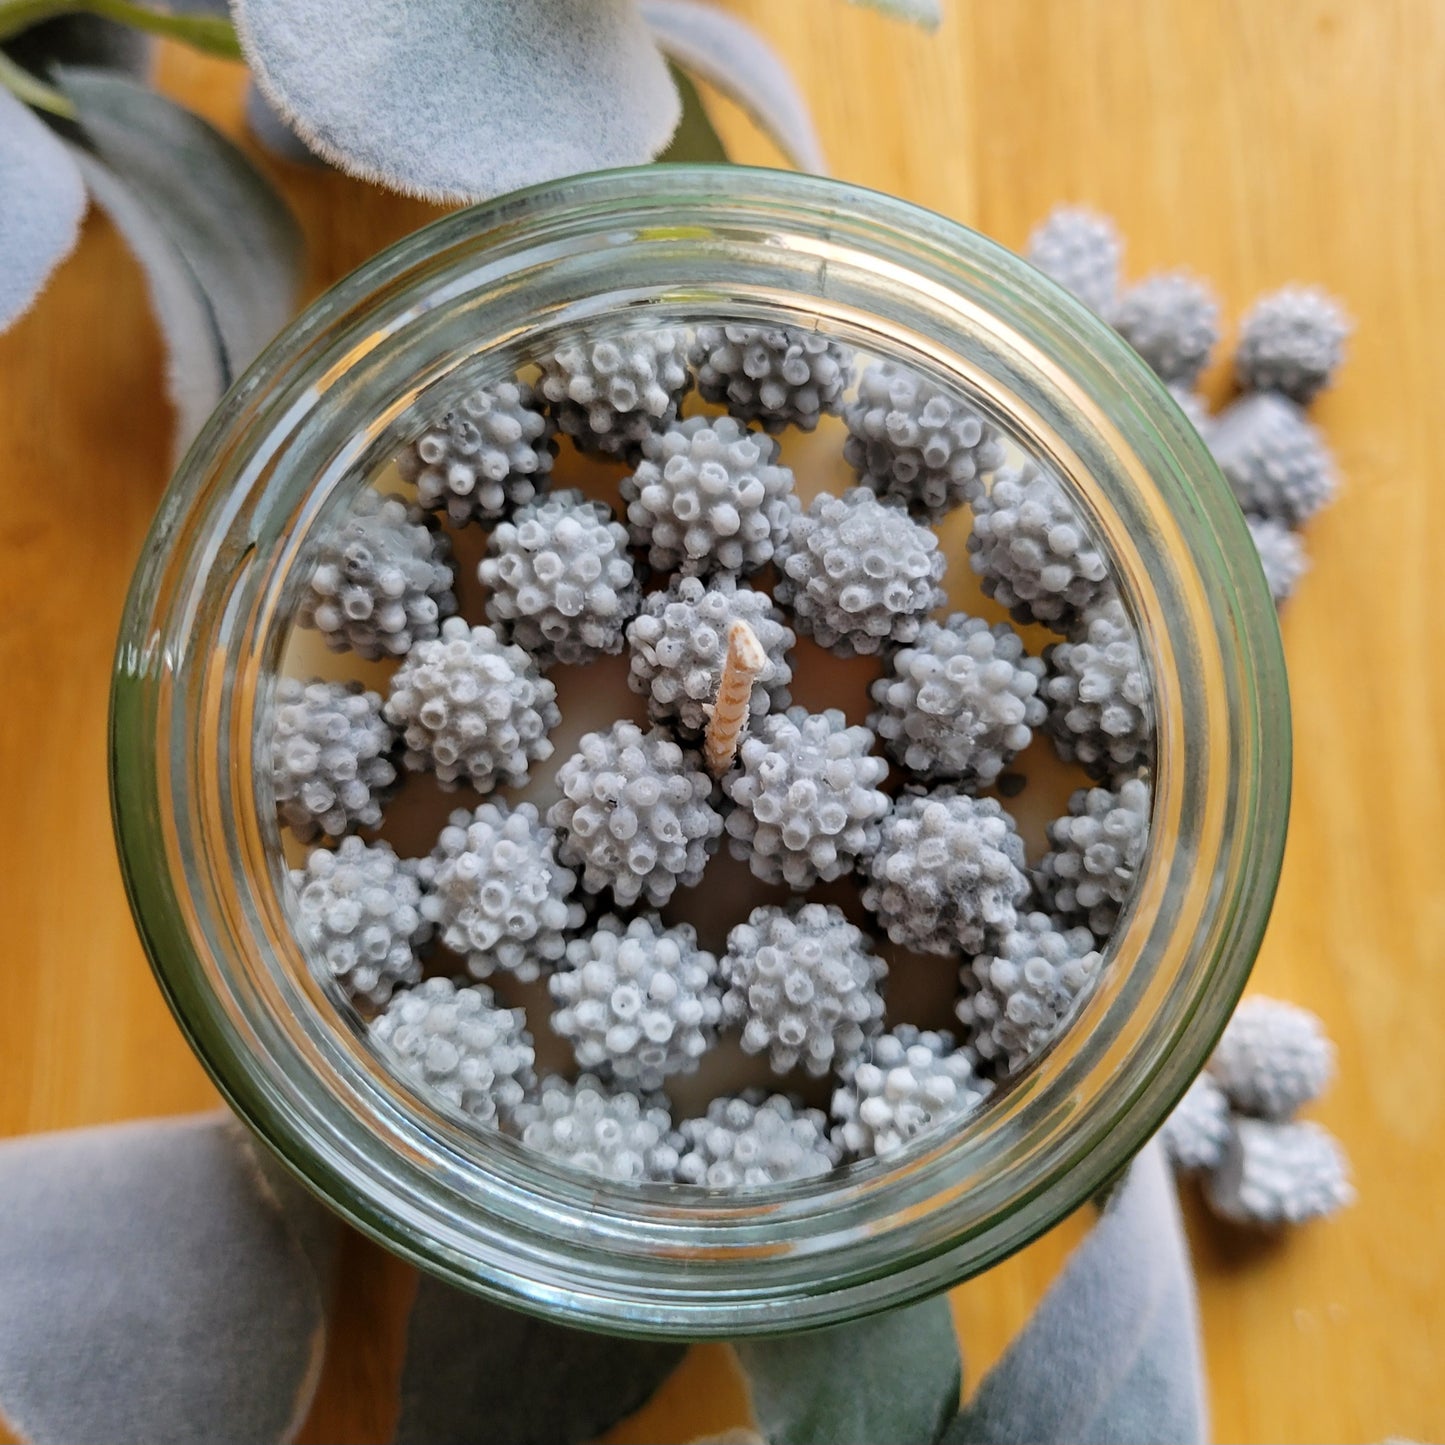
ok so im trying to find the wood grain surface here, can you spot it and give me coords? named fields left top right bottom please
left=1, top=3, right=1441, bottom=1441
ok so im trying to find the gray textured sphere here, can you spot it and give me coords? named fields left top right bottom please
left=1035, top=777, right=1152, bottom=941
left=538, top=328, right=692, bottom=458
left=626, top=575, right=794, bottom=737
left=1208, top=996, right=1335, bottom=1120
left=1246, top=514, right=1308, bottom=605
left=721, top=903, right=887, bottom=1077
left=690, top=323, right=853, bottom=434
left=831, top=1026, right=991, bottom=1160
left=868, top=614, right=1046, bottom=786
left=370, top=977, right=535, bottom=1129
left=1025, top=206, right=1122, bottom=314
left=1109, top=271, right=1220, bottom=386
left=513, top=1074, right=679, bottom=1183
left=384, top=617, right=559, bottom=792
left=550, top=915, right=722, bottom=1090
left=1208, top=393, right=1336, bottom=527
left=298, top=491, right=456, bottom=660
left=621, top=415, right=798, bottom=576
left=674, top=1093, right=840, bottom=1189
left=1234, top=286, right=1350, bottom=404
left=775, top=488, right=946, bottom=657
left=843, top=360, right=1005, bottom=520
left=722, top=707, right=890, bottom=889
left=419, top=801, right=583, bottom=983
left=548, top=721, right=722, bottom=908
left=397, top=380, right=555, bottom=526
left=957, top=911, right=1104, bottom=1074
left=1203, top=1117, right=1354, bottom=1227
left=1161, top=1074, right=1232, bottom=1174
left=862, top=790, right=1030, bottom=956
left=478, top=489, right=639, bottom=666
left=289, top=836, right=430, bottom=1006
left=269, top=678, right=396, bottom=842
left=966, top=462, right=1113, bottom=633
left=1042, top=596, right=1154, bottom=781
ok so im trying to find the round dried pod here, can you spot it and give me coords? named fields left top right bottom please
left=289, top=836, right=430, bottom=1006
left=843, top=360, right=1005, bottom=520
left=1208, top=996, right=1335, bottom=1120
left=722, top=707, right=890, bottom=889
left=1161, top=1074, right=1232, bottom=1174
left=1025, top=206, right=1122, bottom=314
left=397, top=380, right=555, bottom=526
left=1246, top=515, right=1308, bottom=605
left=1042, top=596, right=1154, bottom=782
left=966, top=462, right=1113, bottom=634
left=674, top=1093, right=840, bottom=1189
left=550, top=915, right=722, bottom=1090
left=957, top=911, right=1104, bottom=1074
left=538, top=328, right=692, bottom=459
left=1035, top=777, right=1152, bottom=942
left=548, top=721, right=722, bottom=908
left=868, top=614, right=1045, bottom=786
left=1208, top=393, right=1336, bottom=527
left=690, top=323, right=853, bottom=434
left=831, top=1027, right=991, bottom=1160
left=298, top=491, right=456, bottom=660
left=479, top=489, right=639, bottom=667
left=384, top=617, right=559, bottom=793
left=419, top=801, right=583, bottom=983
left=269, top=677, right=396, bottom=842
left=370, top=977, right=535, bottom=1129
left=513, top=1074, right=679, bottom=1183
left=774, top=487, right=946, bottom=657
left=862, top=790, right=1030, bottom=956
left=626, top=574, right=794, bottom=737
left=721, top=902, right=887, bottom=1077
left=1234, top=286, right=1350, bottom=404
left=621, top=415, right=798, bottom=577
left=1203, top=1117, right=1354, bottom=1227
left=1110, top=271, right=1220, bottom=386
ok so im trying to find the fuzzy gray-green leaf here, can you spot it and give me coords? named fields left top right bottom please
left=941, top=1141, right=1207, bottom=1445
left=59, top=66, right=302, bottom=389
left=733, top=1296, right=961, bottom=1445
left=0, top=85, right=86, bottom=330
left=395, top=1276, right=686, bottom=1445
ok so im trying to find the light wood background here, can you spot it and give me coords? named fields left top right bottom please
left=1, top=2, right=1441, bottom=1441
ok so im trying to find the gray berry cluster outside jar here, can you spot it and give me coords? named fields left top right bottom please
left=110, top=167, right=1289, bottom=1337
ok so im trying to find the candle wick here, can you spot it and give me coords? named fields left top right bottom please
left=704, top=619, right=769, bottom=777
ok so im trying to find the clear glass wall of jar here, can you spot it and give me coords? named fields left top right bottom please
left=110, top=166, right=1290, bottom=1337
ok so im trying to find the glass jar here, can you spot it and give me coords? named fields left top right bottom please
left=110, top=166, right=1290, bottom=1337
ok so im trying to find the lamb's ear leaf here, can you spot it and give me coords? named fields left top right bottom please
left=0, top=1112, right=338, bottom=1445
left=1, top=14, right=152, bottom=80
left=641, top=0, right=824, bottom=173
left=394, top=1275, right=687, bottom=1445
left=66, top=146, right=228, bottom=451
left=59, top=66, right=302, bottom=387
left=732, top=1295, right=962, bottom=1445
left=230, top=0, right=682, bottom=203
left=244, top=78, right=322, bottom=165
left=940, top=1141, right=1208, bottom=1445
left=0, top=85, right=87, bottom=331
left=656, top=63, right=729, bottom=164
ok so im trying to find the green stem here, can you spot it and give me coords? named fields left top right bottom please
left=0, top=0, right=241, bottom=59
left=0, top=45, right=75, bottom=115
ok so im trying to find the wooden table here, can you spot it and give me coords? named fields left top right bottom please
left=2, top=3, right=1441, bottom=1440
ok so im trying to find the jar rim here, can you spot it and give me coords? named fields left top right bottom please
left=111, top=164, right=1290, bottom=1335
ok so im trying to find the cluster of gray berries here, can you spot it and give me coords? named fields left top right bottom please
left=1161, top=997, right=1352, bottom=1228
left=267, top=276, right=1347, bottom=1210
left=1026, top=205, right=1348, bottom=606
